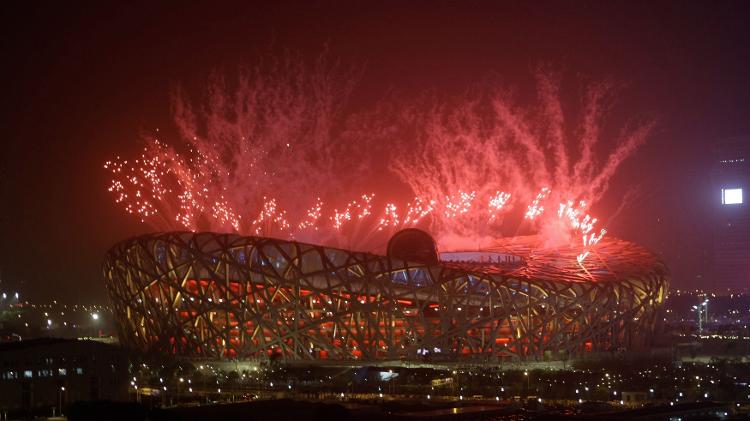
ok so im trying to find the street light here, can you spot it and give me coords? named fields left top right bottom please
left=693, top=299, right=710, bottom=335
left=524, top=371, right=530, bottom=391
left=59, top=386, right=66, bottom=416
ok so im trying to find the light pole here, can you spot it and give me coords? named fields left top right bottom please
left=524, top=371, right=530, bottom=393
left=693, top=299, right=709, bottom=335
left=59, top=386, right=66, bottom=416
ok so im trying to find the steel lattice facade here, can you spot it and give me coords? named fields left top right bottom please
left=104, top=232, right=668, bottom=362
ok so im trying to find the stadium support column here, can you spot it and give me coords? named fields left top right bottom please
left=296, top=282, right=301, bottom=358
left=489, top=292, right=493, bottom=319
left=527, top=282, right=532, bottom=360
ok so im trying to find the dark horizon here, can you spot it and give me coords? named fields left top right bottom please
left=2, top=1, right=750, bottom=303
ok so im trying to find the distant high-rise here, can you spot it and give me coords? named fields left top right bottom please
left=711, top=139, right=750, bottom=291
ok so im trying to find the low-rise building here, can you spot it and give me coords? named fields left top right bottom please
left=0, top=338, right=128, bottom=411
left=621, top=390, right=650, bottom=406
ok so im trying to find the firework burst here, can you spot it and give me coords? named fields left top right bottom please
left=106, top=61, right=651, bottom=263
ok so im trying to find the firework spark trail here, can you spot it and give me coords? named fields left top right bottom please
left=536, top=71, right=569, bottom=188
left=376, top=203, right=399, bottom=231
left=488, top=191, right=511, bottom=221
left=329, top=193, right=375, bottom=232
left=355, top=194, right=374, bottom=219
left=212, top=198, right=241, bottom=232
left=298, top=198, right=324, bottom=231
left=525, top=187, right=551, bottom=220
left=578, top=229, right=607, bottom=263
left=557, top=200, right=593, bottom=231
left=556, top=200, right=607, bottom=263
left=330, top=206, right=352, bottom=231
left=251, top=197, right=290, bottom=236
left=588, top=123, right=653, bottom=201
left=347, top=197, right=433, bottom=247
left=403, top=198, right=436, bottom=226
left=104, top=141, right=189, bottom=227
left=572, top=82, right=610, bottom=188
left=443, top=190, right=476, bottom=219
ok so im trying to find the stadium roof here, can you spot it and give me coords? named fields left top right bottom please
left=442, top=235, right=668, bottom=284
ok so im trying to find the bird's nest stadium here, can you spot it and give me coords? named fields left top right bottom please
left=104, top=230, right=668, bottom=362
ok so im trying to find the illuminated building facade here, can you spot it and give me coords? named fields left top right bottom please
left=104, top=231, right=668, bottom=362
left=712, top=139, right=750, bottom=291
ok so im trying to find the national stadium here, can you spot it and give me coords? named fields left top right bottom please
left=104, top=230, right=668, bottom=362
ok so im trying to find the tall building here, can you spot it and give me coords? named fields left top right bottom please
left=711, top=139, right=750, bottom=291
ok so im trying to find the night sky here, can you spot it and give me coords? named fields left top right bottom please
left=2, top=1, right=750, bottom=303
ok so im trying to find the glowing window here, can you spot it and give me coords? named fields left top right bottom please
left=722, top=188, right=743, bottom=205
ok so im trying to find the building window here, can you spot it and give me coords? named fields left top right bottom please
left=23, top=370, right=32, bottom=378
left=58, top=368, right=67, bottom=376
left=722, top=188, right=743, bottom=205
left=75, top=368, right=83, bottom=375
